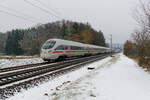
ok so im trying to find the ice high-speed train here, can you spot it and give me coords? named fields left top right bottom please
left=40, top=39, right=111, bottom=61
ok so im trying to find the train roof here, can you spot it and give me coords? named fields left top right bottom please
left=47, top=38, right=110, bottom=49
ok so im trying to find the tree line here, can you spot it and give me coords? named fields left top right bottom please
left=124, top=0, right=150, bottom=70
left=0, top=20, right=106, bottom=55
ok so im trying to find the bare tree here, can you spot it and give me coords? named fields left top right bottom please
left=132, top=29, right=150, bottom=47
left=132, top=0, right=150, bottom=68
left=132, top=0, right=150, bottom=48
left=133, top=0, right=150, bottom=29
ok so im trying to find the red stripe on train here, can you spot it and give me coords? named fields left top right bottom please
left=52, top=51, right=63, bottom=53
left=65, top=51, right=89, bottom=53
left=52, top=50, right=103, bottom=54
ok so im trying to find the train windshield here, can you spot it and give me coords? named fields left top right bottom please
left=42, top=40, right=56, bottom=49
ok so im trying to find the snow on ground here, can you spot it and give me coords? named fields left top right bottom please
left=0, top=57, right=43, bottom=69
left=6, top=53, right=150, bottom=100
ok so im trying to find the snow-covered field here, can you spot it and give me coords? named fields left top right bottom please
left=0, top=57, right=44, bottom=69
left=6, top=53, right=150, bottom=100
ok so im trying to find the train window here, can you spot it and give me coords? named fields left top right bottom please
left=77, top=47, right=81, bottom=50
left=63, top=45, right=68, bottom=50
left=86, top=47, right=90, bottom=50
left=55, top=45, right=64, bottom=50
left=81, top=47, right=85, bottom=50
left=55, top=45, right=69, bottom=50
left=84, top=47, right=88, bottom=50
left=67, top=45, right=71, bottom=50
left=42, top=41, right=56, bottom=49
left=70, top=46, right=74, bottom=50
left=85, top=47, right=88, bottom=50
left=70, top=46, right=82, bottom=50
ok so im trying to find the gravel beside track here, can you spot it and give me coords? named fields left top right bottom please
left=0, top=54, right=112, bottom=99
left=0, top=62, right=49, bottom=73
left=0, top=57, right=79, bottom=73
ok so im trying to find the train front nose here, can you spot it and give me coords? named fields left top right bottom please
left=41, top=40, right=57, bottom=61
left=40, top=49, right=52, bottom=59
left=41, top=49, right=58, bottom=61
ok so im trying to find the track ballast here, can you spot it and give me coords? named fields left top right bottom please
left=0, top=54, right=112, bottom=99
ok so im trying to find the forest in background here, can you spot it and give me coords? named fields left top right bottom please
left=0, top=20, right=106, bottom=55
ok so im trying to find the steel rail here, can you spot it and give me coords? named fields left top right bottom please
left=0, top=56, right=81, bottom=73
left=0, top=53, right=113, bottom=100
left=0, top=54, right=107, bottom=86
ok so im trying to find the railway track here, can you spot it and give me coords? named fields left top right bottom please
left=0, top=56, right=80, bottom=73
left=0, top=62, right=49, bottom=73
left=0, top=54, right=113, bottom=99
left=0, top=54, right=106, bottom=86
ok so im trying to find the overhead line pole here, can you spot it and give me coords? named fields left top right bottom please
left=110, top=34, right=112, bottom=52
left=109, top=34, right=112, bottom=56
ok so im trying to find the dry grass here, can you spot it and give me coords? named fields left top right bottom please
left=128, top=56, right=139, bottom=63
left=129, top=56, right=150, bottom=72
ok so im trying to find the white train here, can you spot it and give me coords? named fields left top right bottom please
left=40, top=38, right=111, bottom=61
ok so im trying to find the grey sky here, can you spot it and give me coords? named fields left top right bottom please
left=0, top=0, right=138, bottom=44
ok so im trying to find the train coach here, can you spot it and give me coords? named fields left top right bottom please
left=40, top=38, right=111, bottom=61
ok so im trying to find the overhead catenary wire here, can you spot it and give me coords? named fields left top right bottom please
left=23, top=0, right=62, bottom=19
left=0, top=9, right=38, bottom=23
left=0, top=4, right=42, bottom=22
left=33, top=0, right=64, bottom=18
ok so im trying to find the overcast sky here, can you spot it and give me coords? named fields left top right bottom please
left=0, top=0, right=138, bottom=43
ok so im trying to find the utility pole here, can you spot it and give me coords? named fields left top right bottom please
left=109, top=34, right=113, bottom=56
left=110, top=34, right=112, bottom=54
left=107, top=34, right=113, bottom=56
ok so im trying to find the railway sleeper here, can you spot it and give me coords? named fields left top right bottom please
left=0, top=54, right=111, bottom=86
